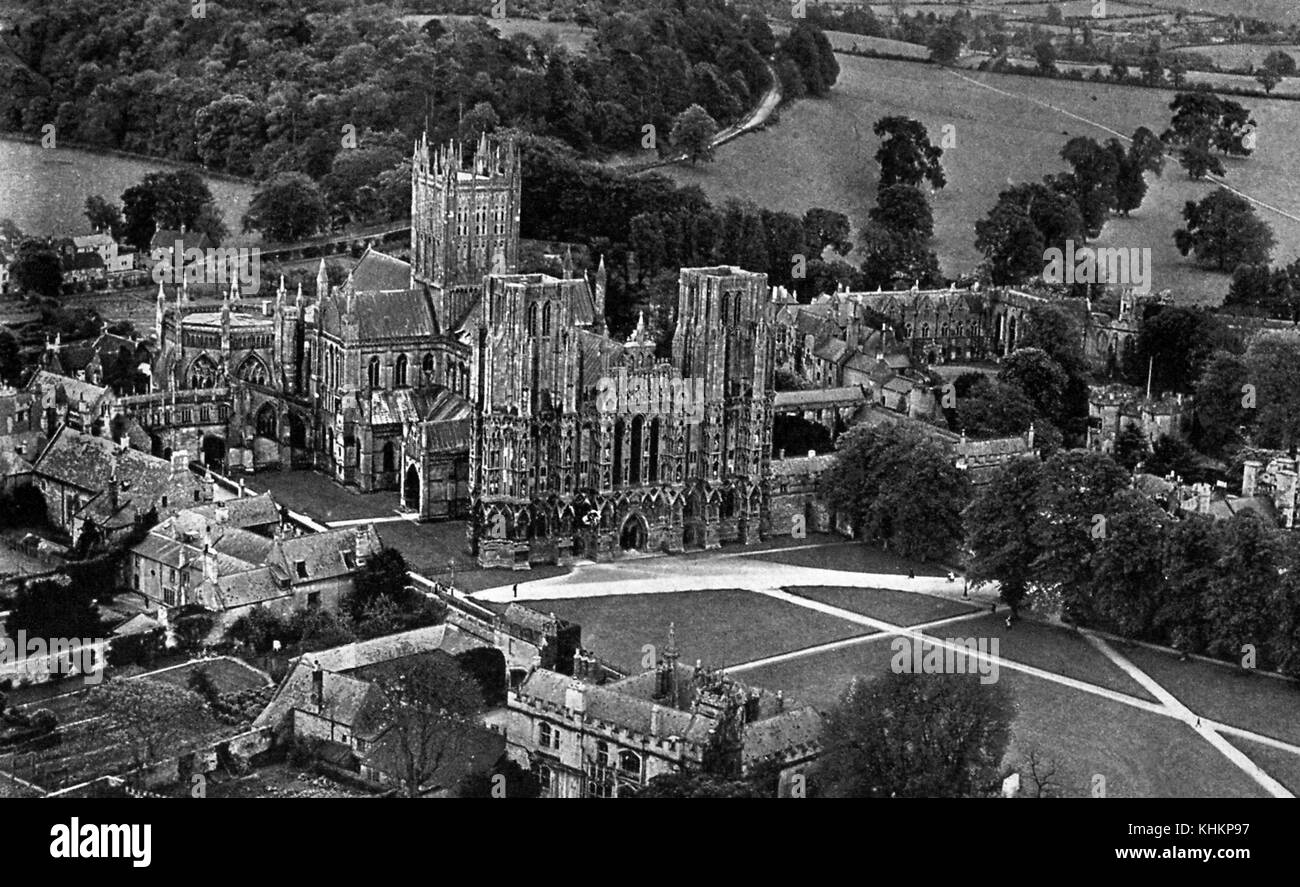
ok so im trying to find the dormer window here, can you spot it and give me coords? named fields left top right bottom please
left=341, top=551, right=356, bottom=570
left=295, top=560, right=308, bottom=579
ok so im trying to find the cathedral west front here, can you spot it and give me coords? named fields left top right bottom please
left=129, top=135, right=782, bottom=567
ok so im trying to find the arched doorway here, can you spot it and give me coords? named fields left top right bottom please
left=403, top=464, right=420, bottom=511
left=619, top=513, right=648, bottom=552
left=255, top=403, right=277, bottom=439
left=202, top=435, right=226, bottom=468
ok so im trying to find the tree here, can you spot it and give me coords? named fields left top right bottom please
left=1086, top=490, right=1170, bottom=635
left=873, top=116, right=946, bottom=190
left=634, top=772, right=764, bottom=798
left=9, top=240, right=63, bottom=297
left=1130, top=306, right=1228, bottom=395
left=1034, top=40, right=1057, bottom=74
left=80, top=678, right=211, bottom=768
left=817, top=671, right=1013, bottom=798
left=869, top=183, right=934, bottom=240
left=1192, top=350, right=1251, bottom=456
left=954, top=377, right=1036, bottom=438
left=926, top=26, right=965, bottom=66
left=974, top=201, right=1044, bottom=285
left=999, top=348, right=1068, bottom=422
left=1058, top=136, right=1120, bottom=237
left=802, top=208, right=852, bottom=256
left=457, top=757, right=540, bottom=798
left=242, top=172, right=329, bottom=243
left=1113, top=424, right=1151, bottom=471
left=1255, top=66, right=1282, bottom=94
left=121, top=170, right=226, bottom=250
left=368, top=656, right=485, bottom=798
left=8, top=574, right=101, bottom=640
left=670, top=104, right=718, bottom=165
left=1145, top=433, right=1198, bottom=479
left=1201, top=512, right=1287, bottom=667
left=1174, top=188, right=1274, bottom=271
left=1029, top=452, right=1132, bottom=621
left=1243, top=332, right=1300, bottom=449
left=818, top=422, right=971, bottom=561
left=965, top=456, right=1045, bottom=613
left=84, top=195, right=123, bottom=238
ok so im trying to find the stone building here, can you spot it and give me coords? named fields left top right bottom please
left=468, top=265, right=775, bottom=568
left=507, top=629, right=822, bottom=797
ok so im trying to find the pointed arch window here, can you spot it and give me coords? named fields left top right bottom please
left=542, top=302, right=552, bottom=337
left=368, top=356, right=381, bottom=389
left=395, top=354, right=408, bottom=388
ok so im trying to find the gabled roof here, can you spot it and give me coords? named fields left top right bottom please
left=26, top=370, right=111, bottom=410
left=349, top=248, right=412, bottom=293
left=742, top=706, right=823, bottom=767
left=517, top=669, right=715, bottom=744
left=32, top=424, right=170, bottom=493
left=265, top=524, right=381, bottom=585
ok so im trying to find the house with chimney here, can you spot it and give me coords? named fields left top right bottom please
left=1086, top=383, right=1191, bottom=454
left=29, top=425, right=210, bottom=545
left=507, top=627, right=823, bottom=797
left=254, top=622, right=507, bottom=795
left=126, top=493, right=382, bottom=638
left=25, top=368, right=116, bottom=436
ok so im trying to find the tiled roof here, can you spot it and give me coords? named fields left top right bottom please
left=742, top=706, right=823, bottom=766
left=518, top=670, right=715, bottom=744
left=183, top=493, right=281, bottom=529
left=33, top=425, right=172, bottom=493
left=26, top=371, right=111, bottom=410
left=267, top=525, right=380, bottom=585
left=254, top=660, right=384, bottom=734
left=773, top=386, right=868, bottom=410
left=349, top=248, right=412, bottom=293
left=150, top=230, right=212, bottom=251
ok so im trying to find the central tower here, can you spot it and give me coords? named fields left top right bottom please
left=410, top=132, right=522, bottom=330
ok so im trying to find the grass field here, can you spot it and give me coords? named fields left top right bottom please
left=665, top=54, right=1300, bottom=305
left=737, top=632, right=1266, bottom=796
left=529, top=589, right=872, bottom=674
left=1223, top=736, right=1300, bottom=796
left=785, top=585, right=980, bottom=624
left=145, top=658, right=270, bottom=695
left=1111, top=640, right=1300, bottom=746
left=749, top=541, right=949, bottom=576
left=1173, top=42, right=1300, bottom=69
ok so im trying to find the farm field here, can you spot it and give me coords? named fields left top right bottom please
left=665, top=54, right=1300, bottom=305
left=526, top=588, right=873, bottom=675
left=0, top=137, right=256, bottom=242
left=1173, top=42, right=1300, bottom=69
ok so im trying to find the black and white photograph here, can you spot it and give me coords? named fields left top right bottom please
left=0, top=0, right=1294, bottom=864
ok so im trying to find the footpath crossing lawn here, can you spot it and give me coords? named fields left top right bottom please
left=786, top=585, right=980, bottom=626
left=922, top=615, right=1158, bottom=701
left=531, top=589, right=873, bottom=675
left=1111, top=641, right=1300, bottom=748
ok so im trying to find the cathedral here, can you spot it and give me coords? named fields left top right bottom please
left=133, top=134, right=780, bottom=566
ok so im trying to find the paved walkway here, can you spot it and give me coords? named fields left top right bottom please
left=472, top=544, right=1300, bottom=797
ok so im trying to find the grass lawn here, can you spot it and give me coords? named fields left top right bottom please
left=785, top=585, right=981, bottom=625
left=1001, top=670, right=1268, bottom=798
left=666, top=54, right=1300, bottom=305
left=925, top=614, right=1157, bottom=700
left=747, top=541, right=949, bottom=576
left=1223, top=736, right=1300, bottom=796
left=741, top=640, right=1267, bottom=796
left=530, top=589, right=873, bottom=675
left=1110, top=640, right=1300, bottom=747
left=146, top=657, right=270, bottom=695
